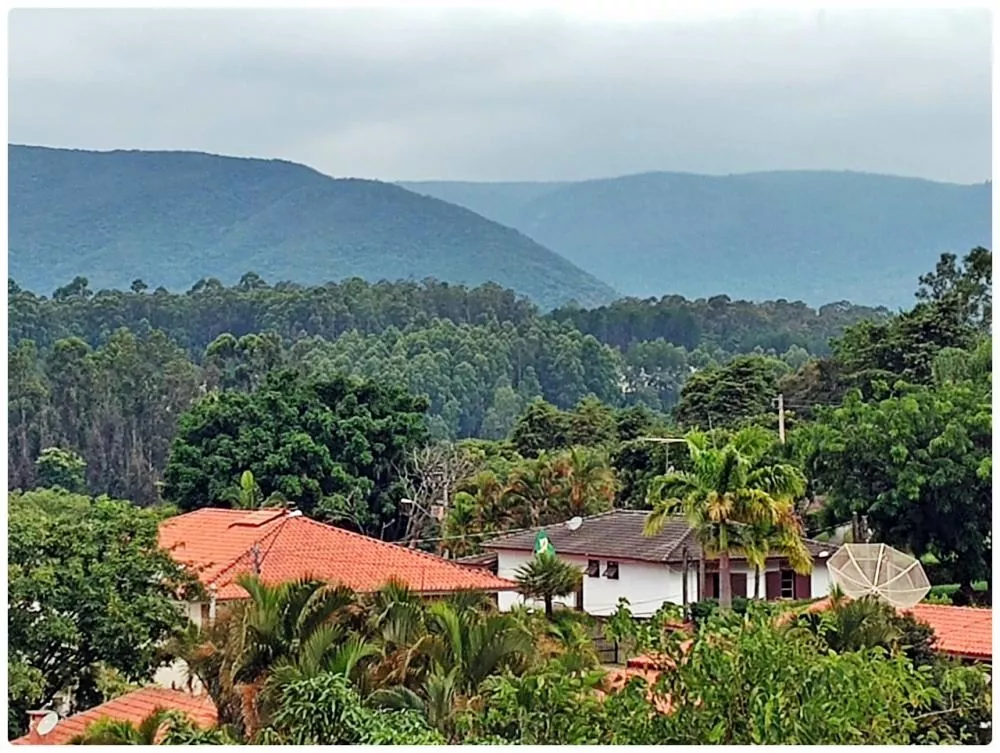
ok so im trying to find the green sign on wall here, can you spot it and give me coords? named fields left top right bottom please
left=534, top=530, right=555, bottom=557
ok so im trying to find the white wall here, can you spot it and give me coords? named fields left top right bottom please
left=812, top=560, right=832, bottom=598
left=153, top=601, right=204, bottom=693
left=495, top=550, right=831, bottom=615
left=496, top=550, right=694, bottom=618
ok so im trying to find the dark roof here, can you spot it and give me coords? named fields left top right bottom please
left=455, top=551, right=498, bottom=570
left=482, top=510, right=830, bottom=564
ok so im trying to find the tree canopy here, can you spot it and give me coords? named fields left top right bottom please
left=162, top=370, right=429, bottom=536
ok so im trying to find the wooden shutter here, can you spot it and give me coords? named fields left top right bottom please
left=765, top=570, right=782, bottom=601
left=704, top=572, right=717, bottom=599
left=730, top=572, right=748, bottom=600
left=795, top=573, right=812, bottom=600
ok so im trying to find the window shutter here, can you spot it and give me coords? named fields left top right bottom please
left=795, top=573, right=812, bottom=600
left=730, top=572, right=748, bottom=599
left=765, top=570, right=782, bottom=600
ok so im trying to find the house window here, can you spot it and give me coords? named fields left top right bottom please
left=586, top=559, right=601, bottom=578
left=604, top=561, right=620, bottom=580
left=780, top=569, right=795, bottom=599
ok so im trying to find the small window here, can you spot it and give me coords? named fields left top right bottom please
left=586, top=559, right=601, bottom=578
left=604, top=561, right=620, bottom=580
left=200, top=602, right=210, bottom=626
left=780, top=569, right=795, bottom=599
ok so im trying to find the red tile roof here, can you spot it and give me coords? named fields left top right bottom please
left=905, top=604, right=992, bottom=661
left=12, top=688, right=217, bottom=745
left=795, top=597, right=992, bottom=660
left=159, top=508, right=517, bottom=599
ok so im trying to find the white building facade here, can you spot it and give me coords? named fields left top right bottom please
left=485, top=510, right=832, bottom=618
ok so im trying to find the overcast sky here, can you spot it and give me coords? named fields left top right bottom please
left=8, top=7, right=992, bottom=183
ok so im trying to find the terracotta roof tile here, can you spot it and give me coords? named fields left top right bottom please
left=159, top=508, right=517, bottom=599
left=906, top=604, right=992, bottom=660
left=794, top=598, right=992, bottom=660
left=12, top=688, right=217, bottom=745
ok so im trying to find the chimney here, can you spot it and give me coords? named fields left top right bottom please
left=25, top=710, right=52, bottom=743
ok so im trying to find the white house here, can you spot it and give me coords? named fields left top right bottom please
left=476, top=510, right=833, bottom=618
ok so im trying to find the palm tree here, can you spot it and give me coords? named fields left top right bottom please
left=440, top=492, right=482, bottom=559
left=561, top=447, right=616, bottom=517
left=168, top=574, right=361, bottom=738
left=514, top=552, right=583, bottom=619
left=788, top=588, right=901, bottom=654
left=224, top=470, right=287, bottom=510
left=70, top=708, right=180, bottom=745
left=740, top=517, right=814, bottom=599
left=367, top=601, right=531, bottom=737
left=644, top=430, right=809, bottom=610
left=504, top=453, right=567, bottom=528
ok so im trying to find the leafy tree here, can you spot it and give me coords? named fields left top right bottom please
left=641, top=609, right=987, bottom=744
left=162, top=370, right=429, bottom=536
left=35, top=446, right=87, bottom=493
left=832, top=297, right=976, bottom=392
left=644, top=430, right=810, bottom=609
left=915, top=247, right=991, bottom=332
left=8, top=490, right=192, bottom=736
left=70, top=708, right=180, bottom=745
left=811, top=374, right=992, bottom=593
left=566, top=395, right=617, bottom=447
left=515, top=553, right=583, bottom=619
left=458, top=663, right=609, bottom=744
left=674, top=355, right=787, bottom=429
left=509, top=398, right=570, bottom=456
left=262, top=672, right=444, bottom=745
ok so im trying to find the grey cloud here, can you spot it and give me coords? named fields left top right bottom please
left=8, top=8, right=991, bottom=182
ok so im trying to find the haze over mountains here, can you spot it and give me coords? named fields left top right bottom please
left=8, top=145, right=617, bottom=309
left=402, top=172, right=992, bottom=309
left=8, top=144, right=990, bottom=311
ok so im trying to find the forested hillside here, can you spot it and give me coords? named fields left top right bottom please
left=8, top=145, right=617, bottom=310
left=402, top=171, right=991, bottom=307
left=8, top=272, right=885, bottom=504
left=9, top=250, right=991, bottom=744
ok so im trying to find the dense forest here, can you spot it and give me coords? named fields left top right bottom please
left=9, top=272, right=887, bottom=502
left=8, top=248, right=992, bottom=744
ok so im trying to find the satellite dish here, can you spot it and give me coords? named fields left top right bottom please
left=566, top=516, right=583, bottom=532
left=827, top=543, right=931, bottom=609
left=37, top=711, right=59, bottom=736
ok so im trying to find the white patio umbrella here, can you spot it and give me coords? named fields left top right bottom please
left=826, top=543, right=931, bottom=609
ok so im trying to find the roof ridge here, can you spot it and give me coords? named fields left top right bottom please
left=660, top=522, right=698, bottom=562
left=293, top=515, right=517, bottom=584
left=207, top=515, right=290, bottom=588
left=482, top=507, right=633, bottom=547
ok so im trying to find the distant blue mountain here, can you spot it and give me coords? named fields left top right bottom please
left=8, top=145, right=618, bottom=309
left=402, top=171, right=991, bottom=308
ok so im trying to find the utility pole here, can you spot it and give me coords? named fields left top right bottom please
left=637, top=437, right=687, bottom=475
left=777, top=393, right=786, bottom=444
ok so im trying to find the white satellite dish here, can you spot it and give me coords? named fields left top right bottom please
left=827, top=543, right=931, bottom=609
left=565, top=516, right=583, bottom=532
left=36, top=711, right=59, bottom=736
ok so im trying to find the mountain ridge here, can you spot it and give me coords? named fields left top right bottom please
left=8, top=144, right=618, bottom=309
left=401, top=170, right=991, bottom=308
